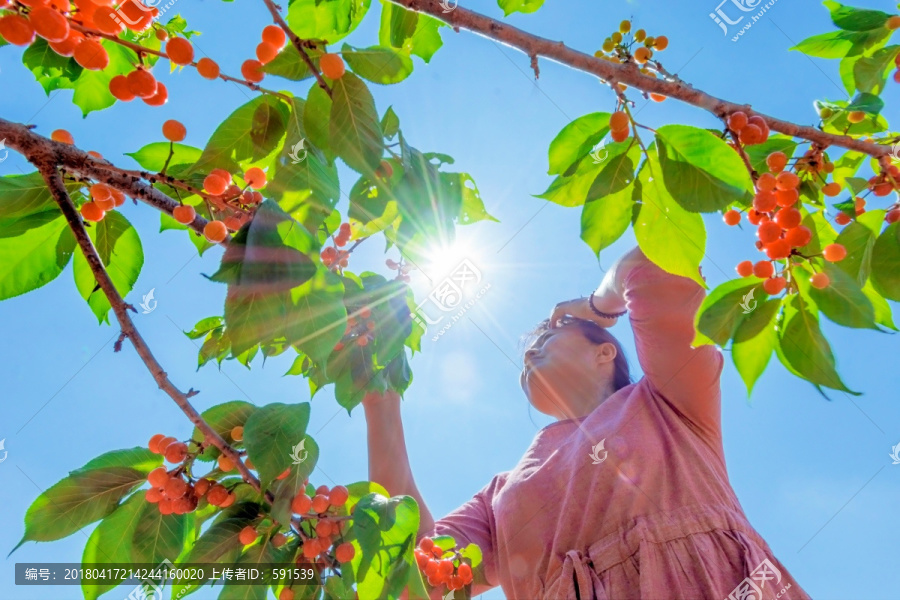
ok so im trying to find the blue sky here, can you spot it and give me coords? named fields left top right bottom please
left=1, top=0, right=899, bottom=598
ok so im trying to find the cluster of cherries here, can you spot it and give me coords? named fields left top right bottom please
left=0, top=0, right=157, bottom=72
left=385, top=257, right=414, bottom=283
left=145, top=432, right=236, bottom=514
left=145, top=425, right=357, bottom=600
left=157, top=118, right=267, bottom=243
left=414, top=536, right=475, bottom=592
left=719, top=109, right=900, bottom=294
left=320, top=222, right=353, bottom=269
left=593, top=20, right=669, bottom=101
left=334, top=304, right=376, bottom=349
left=725, top=110, right=771, bottom=147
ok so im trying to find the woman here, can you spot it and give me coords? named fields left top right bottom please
left=363, top=245, right=811, bottom=599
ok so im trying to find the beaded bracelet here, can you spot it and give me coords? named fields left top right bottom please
left=588, top=290, right=627, bottom=319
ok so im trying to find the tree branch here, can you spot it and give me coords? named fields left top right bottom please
left=260, top=0, right=333, bottom=97
left=0, top=118, right=218, bottom=241
left=389, top=0, right=894, bottom=160
left=34, top=152, right=264, bottom=495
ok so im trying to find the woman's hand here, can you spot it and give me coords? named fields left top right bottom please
left=549, top=296, right=619, bottom=330
left=549, top=246, right=647, bottom=329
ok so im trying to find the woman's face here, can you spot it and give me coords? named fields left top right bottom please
left=520, top=320, right=618, bottom=419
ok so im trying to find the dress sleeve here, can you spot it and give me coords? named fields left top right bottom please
left=424, top=471, right=508, bottom=591
left=622, top=251, right=724, bottom=438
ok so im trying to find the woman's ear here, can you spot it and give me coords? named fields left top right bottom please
left=594, top=341, right=618, bottom=365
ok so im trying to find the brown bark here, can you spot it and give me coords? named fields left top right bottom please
left=389, top=0, right=894, bottom=160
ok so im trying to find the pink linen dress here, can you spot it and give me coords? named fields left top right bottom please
left=427, top=253, right=812, bottom=599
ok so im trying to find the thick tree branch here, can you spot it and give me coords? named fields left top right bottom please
left=389, top=0, right=893, bottom=160
left=34, top=154, right=263, bottom=495
left=0, top=118, right=217, bottom=241
left=260, top=0, right=333, bottom=97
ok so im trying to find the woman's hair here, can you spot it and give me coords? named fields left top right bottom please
left=519, top=315, right=632, bottom=392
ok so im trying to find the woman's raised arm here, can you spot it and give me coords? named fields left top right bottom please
left=593, top=246, right=724, bottom=438
left=362, top=390, right=436, bottom=537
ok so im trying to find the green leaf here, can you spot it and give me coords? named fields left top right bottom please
left=853, top=45, right=900, bottom=94
left=831, top=150, right=866, bottom=189
left=833, top=209, right=883, bottom=284
left=72, top=41, right=136, bottom=116
left=743, top=135, right=796, bottom=176
left=342, top=44, right=414, bottom=84
left=73, top=211, right=144, bottom=324
left=191, top=96, right=290, bottom=176
left=498, top=0, right=544, bottom=16
left=546, top=112, right=610, bottom=176
left=350, top=493, right=420, bottom=600
left=78, top=447, right=161, bottom=473
left=0, top=215, right=75, bottom=301
left=378, top=1, right=445, bottom=62
left=655, top=124, right=754, bottom=213
left=131, top=501, right=191, bottom=564
left=185, top=316, right=225, bottom=339
left=823, top=0, right=892, bottom=31
left=304, top=82, right=334, bottom=161
left=580, top=142, right=640, bottom=257
left=125, top=142, right=202, bottom=172
left=441, top=172, right=499, bottom=225
left=732, top=298, right=780, bottom=396
left=171, top=520, right=247, bottom=598
left=862, top=280, right=897, bottom=331
left=329, top=72, right=384, bottom=174
left=22, top=38, right=82, bottom=95
left=0, top=171, right=71, bottom=226
left=192, top=400, right=258, bottom=463
left=81, top=494, right=145, bottom=600
left=243, top=402, right=311, bottom=489
left=19, top=467, right=148, bottom=546
left=797, top=210, right=837, bottom=256
left=262, top=44, right=316, bottom=81
left=536, top=158, right=603, bottom=207
left=693, top=278, right=761, bottom=347
left=381, top=106, right=400, bottom=139
left=267, top=97, right=340, bottom=235
left=287, top=0, right=371, bottom=44
left=633, top=152, right=707, bottom=288
left=778, top=293, right=857, bottom=393
left=210, top=200, right=318, bottom=352
left=870, top=221, right=900, bottom=301
left=808, top=262, right=877, bottom=329
left=790, top=28, right=890, bottom=59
